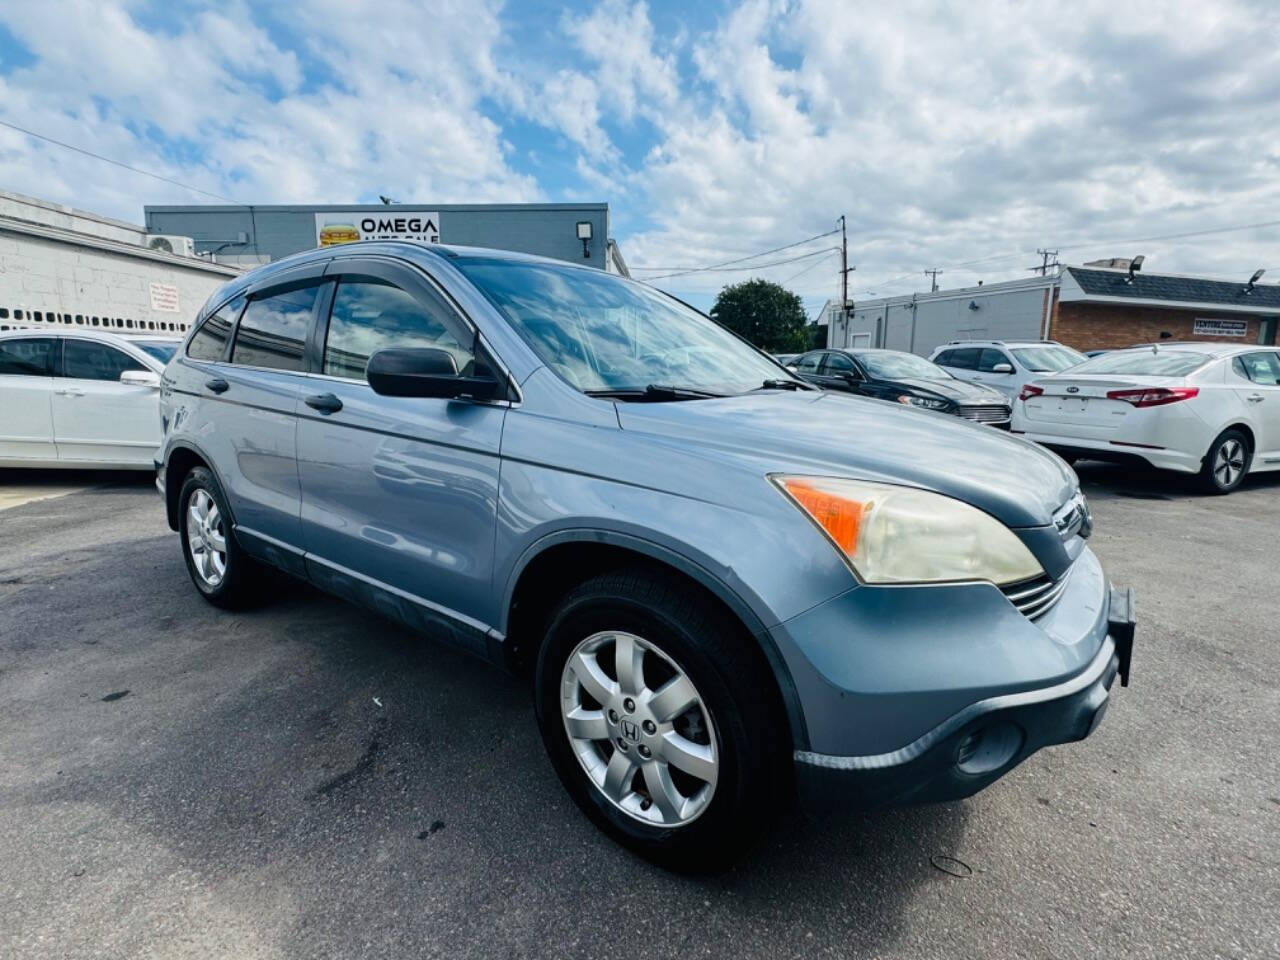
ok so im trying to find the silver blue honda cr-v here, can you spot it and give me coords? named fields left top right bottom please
left=155, top=242, right=1135, bottom=869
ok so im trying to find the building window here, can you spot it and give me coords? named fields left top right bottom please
left=75, top=315, right=84, bottom=325
left=33, top=311, right=43, bottom=322
left=0, top=309, right=7, bottom=319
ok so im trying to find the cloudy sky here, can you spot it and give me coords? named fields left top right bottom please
left=1, top=0, right=1278, bottom=315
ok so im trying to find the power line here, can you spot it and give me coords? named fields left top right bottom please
left=0, top=117, right=239, bottom=204
left=642, top=245, right=840, bottom=281
left=777, top=248, right=840, bottom=286
left=630, top=228, right=839, bottom=277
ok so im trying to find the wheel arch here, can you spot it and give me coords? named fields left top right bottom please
left=1202, top=421, right=1255, bottom=465
left=163, top=441, right=234, bottom=531
left=501, top=529, right=810, bottom=751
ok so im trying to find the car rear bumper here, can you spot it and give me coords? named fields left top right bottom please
left=1014, top=430, right=1200, bottom=472
left=790, top=584, right=1135, bottom=815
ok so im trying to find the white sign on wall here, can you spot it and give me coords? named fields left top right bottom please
left=149, top=282, right=180, bottom=313
left=1193, top=318, right=1248, bottom=338
left=315, top=211, right=441, bottom=247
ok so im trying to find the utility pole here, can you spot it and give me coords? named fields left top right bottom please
left=839, top=215, right=855, bottom=312
left=924, top=268, right=942, bottom=292
left=1029, top=249, right=1059, bottom=276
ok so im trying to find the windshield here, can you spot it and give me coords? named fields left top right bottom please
left=133, top=340, right=178, bottom=363
left=1012, top=346, right=1086, bottom=372
left=453, top=258, right=789, bottom=395
left=1068, top=349, right=1210, bottom=377
left=855, top=351, right=950, bottom=380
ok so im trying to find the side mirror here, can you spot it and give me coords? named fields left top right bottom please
left=991, top=362, right=1014, bottom=374
left=366, top=347, right=501, bottom=400
left=121, top=369, right=161, bottom=388
left=841, top=370, right=861, bottom=382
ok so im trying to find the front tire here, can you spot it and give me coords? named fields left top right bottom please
left=177, top=466, right=264, bottom=608
left=534, top=567, right=789, bottom=871
left=1199, top=429, right=1251, bottom=494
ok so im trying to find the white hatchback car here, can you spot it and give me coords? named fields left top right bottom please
left=0, top=329, right=178, bottom=469
left=930, top=340, right=1086, bottom=402
left=1011, top=342, right=1280, bottom=493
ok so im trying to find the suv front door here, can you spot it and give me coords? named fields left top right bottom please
left=295, top=257, right=508, bottom=656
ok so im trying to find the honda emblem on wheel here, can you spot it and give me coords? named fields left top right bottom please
left=621, top=718, right=640, bottom=742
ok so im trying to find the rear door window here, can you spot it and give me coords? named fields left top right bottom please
left=187, top=295, right=245, bottom=362
left=1233, top=352, right=1280, bottom=386
left=943, top=348, right=981, bottom=370
left=0, top=337, right=55, bottom=375
left=231, top=286, right=320, bottom=372
left=62, top=340, right=146, bottom=381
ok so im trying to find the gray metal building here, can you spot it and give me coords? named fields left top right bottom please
left=823, top=274, right=1057, bottom=356
left=143, top=202, right=628, bottom=274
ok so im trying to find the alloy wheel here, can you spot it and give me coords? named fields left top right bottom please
left=1213, top=438, right=1246, bottom=488
left=186, top=488, right=228, bottom=587
left=560, top=631, right=719, bottom=828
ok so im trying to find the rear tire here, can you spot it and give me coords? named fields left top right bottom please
left=178, top=466, right=265, bottom=608
left=1199, top=429, right=1251, bottom=495
left=534, top=567, right=789, bottom=871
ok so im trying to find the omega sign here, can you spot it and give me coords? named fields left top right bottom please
left=315, top=211, right=440, bottom=247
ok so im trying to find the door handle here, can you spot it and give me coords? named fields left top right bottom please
left=55, top=388, right=85, bottom=397
left=1247, top=393, right=1265, bottom=403
left=205, top=378, right=229, bottom=394
left=305, top=393, right=343, bottom=414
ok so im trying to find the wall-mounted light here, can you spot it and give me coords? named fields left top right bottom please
left=1244, top=268, right=1266, bottom=294
left=968, top=300, right=980, bottom=311
left=1126, top=255, right=1145, bottom=283
left=576, top=220, right=593, bottom=258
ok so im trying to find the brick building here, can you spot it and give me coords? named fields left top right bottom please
left=825, top=261, right=1280, bottom=355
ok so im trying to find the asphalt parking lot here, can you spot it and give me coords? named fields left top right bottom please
left=1, top=465, right=1277, bottom=959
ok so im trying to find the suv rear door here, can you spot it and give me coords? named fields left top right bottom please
left=0, top=335, right=57, bottom=462
left=203, top=261, right=329, bottom=572
left=295, top=256, right=508, bottom=655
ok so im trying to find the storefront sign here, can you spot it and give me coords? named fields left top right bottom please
left=149, top=282, right=180, bottom=313
left=315, top=211, right=441, bottom=247
left=1193, top=318, right=1248, bottom=337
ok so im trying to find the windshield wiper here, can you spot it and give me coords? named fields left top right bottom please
left=755, top=378, right=814, bottom=392
left=585, top=384, right=729, bottom=402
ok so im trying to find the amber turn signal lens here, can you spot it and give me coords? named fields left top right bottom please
left=779, top=478, right=868, bottom=553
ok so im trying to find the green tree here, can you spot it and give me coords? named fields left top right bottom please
left=710, top=278, right=809, bottom=353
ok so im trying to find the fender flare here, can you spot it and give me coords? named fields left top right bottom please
left=501, top=526, right=810, bottom=751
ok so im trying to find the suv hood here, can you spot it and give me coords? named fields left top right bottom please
left=616, top=390, right=1073, bottom=528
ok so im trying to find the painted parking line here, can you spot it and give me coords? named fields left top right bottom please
left=0, top=481, right=91, bottom=512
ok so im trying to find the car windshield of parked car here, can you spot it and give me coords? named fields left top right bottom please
left=1068, top=349, right=1210, bottom=377
left=453, top=257, right=790, bottom=396
left=1012, top=346, right=1086, bottom=372
left=854, top=351, right=951, bottom=380
left=134, top=340, right=178, bottom=363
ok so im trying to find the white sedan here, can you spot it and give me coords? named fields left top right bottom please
left=1012, top=341, right=1280, bottom=494
left=0, top=329, right=178, bottom=469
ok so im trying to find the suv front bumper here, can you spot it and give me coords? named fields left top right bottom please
left=793, top=586, right=1135, bottom=814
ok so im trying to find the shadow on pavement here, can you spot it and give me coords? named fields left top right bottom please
left=1073, top=458, right=1280, bottom=501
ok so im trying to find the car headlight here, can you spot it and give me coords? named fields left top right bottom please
left=897, top=395, right=948, bottom=410
left=772, top=476, right=1044, bottom=585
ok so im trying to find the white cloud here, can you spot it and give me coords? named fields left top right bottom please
left=1, top=0, right=1278, bottom=310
